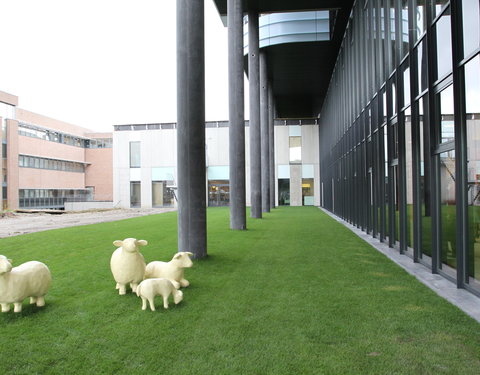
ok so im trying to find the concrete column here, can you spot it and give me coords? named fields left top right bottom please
left=260, top=51, right=270, bottom=212
left=228, top=0, right=246, bottom=230
left=268, top=85, right=275, bottom=208
left=290, top=164, right=302, bottom=206
left=248, top=9, right=262, bottom=218
left=176, top=0, right=207, bottom=258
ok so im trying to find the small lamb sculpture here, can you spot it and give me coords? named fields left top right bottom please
left=136, top=278, right=183, bottom=311
left=110, top=238, right=147, bottom=295
left=0, top=255, right=52, bottom=313
left=145, top=252, right=193, bottom=289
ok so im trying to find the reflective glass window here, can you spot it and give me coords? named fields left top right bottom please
left=416, top=40, right=428, bottom=95
left=435, top=9, right=452, bottom=80
left=462, top=0, right=480, bottom=58
left=400, top=0, right=409, bottom=59
left=405, top=107, right=414, bottom=248
left=403, top=64, right=411, bottom=107
left=289, top=136, right=302, bottom=163
left=129, top=141, right=141, bottom=168
left=439, top=85, right=455, bottom=144
left=440, top=149, right=456, bottom=271
left=415, top=0, right=427, bottom=41
left=465, top=55, right=480, bottom=284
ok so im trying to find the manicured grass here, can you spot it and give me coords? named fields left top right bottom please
left=1, top=207, right=480, bottom=374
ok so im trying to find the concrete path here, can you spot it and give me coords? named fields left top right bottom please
left=0, top=208, right=176, bottom=238
left=320, top=207, right=480, bottom=324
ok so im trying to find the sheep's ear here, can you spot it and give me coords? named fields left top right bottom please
left=113, top=240, right=123, bottom=247
left=173, top=253, right=182, bottom=260
left=186, top=252, right=193, bottom=257
left=136, top=240, right=148, bottom=246
left=8, top=259, right=12, bottom=264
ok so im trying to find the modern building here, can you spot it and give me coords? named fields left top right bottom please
left=0, top=90, right=113, bottom=211
left=206, top=0, right=480, bottom=295
left=112, top=119, right=320, bottom=209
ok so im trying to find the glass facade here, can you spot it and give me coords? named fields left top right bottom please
left=19, top=188, right=92, bottom=209
left=19, top=155, right=86, bottom=173
left=130, top=181, right=141, bottom=208
left=152, top=181, right=175, bottom=207
left=319, top=0, right=480, bottom=295
left=18, top=123, right=112, bottom=149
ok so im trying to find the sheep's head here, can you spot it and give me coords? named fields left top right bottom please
left=172, top=252, right=194, bottom=268
left=174, top=290, right=183, bottom=305
left=113, top=238, right=148, bottom=253
left=0, top=255, right=13, bottom=275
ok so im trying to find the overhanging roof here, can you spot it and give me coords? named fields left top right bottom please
left=213, top=0, right=354, bottom=119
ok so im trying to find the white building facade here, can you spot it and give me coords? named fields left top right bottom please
left=113, top=120, right=320, bottom=209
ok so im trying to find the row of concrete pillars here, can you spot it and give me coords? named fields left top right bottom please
left=177, top=0, right=275, bottom=258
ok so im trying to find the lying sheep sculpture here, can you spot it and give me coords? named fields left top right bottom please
left=136, top=278, right=183, bottom=311
left=110, top=238, right=147, bottom=295
left=145, top=252, right=193, bottom=289
left=0, top=255, right=52, bottom=313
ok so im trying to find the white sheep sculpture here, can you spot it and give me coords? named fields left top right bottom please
left=136, top=278, right=183, bottom=311
left=110, top=238, right=147, bottom=295
left=145, top=252, right=193, bottom=289
left=0, top=255, right=52, bottom=313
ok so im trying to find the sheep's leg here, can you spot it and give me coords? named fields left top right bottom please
left=171, top=280, right=181, bottom=289
left=118, top=284, right=127, bottom=295
left=13, top=303, right=22, bottom=313
left=30, top=297, right=37, bottom=304
left=131, top=283, right=138, bottom=293
left=115, top=283, right=120, bottom=290
left=148, top=297, right=156, bottom=311
left=179, top=278, right=190, bottom=288
left=36, top=296, right=45, bottom=307
left=1, top=303, right=10, bottom=312
left=141, top=297, right=147, bottom=310
left=163, top=296, right=169, bottom=309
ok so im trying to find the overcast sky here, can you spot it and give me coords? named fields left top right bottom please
left=0, top=0, right=239, bottom=133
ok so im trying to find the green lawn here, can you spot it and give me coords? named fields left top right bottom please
left=1, top=207, right=480, bottom=375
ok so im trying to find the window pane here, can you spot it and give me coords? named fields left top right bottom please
left=130, top=182, right=141, bottom=208
left=403, top=65, right=411, bottom=107
left=289, top=136, right=302, bottom=163
left=415, top=0, right=427, bottom=40
left=463, top=0, right=480, bottom=58
left=418, top=98, right=432, bottom=258
left=400, top=0, right=409, bottom=59
left=278, top=179, right=290, bottom=205
left=130, top=141, right=141, bottom=168
left=440, top=149, right=456, bottom=271
left=405, top=108, right=414, bottom=248
left=434, top=0, right=449, bottom=17
left=416, top=39, right=428, bottom=95
left=435, top=10, right=452, bottom=80
left=465, top=55, right=480, bottom=284
left=439, top=85, right=455, bottom=144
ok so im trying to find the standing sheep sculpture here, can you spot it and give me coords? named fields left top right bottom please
left=0, top=255, right=52, bottom=313
left=110, top=238, right=147, bottom=295
left=145, top=252, right=193, bottom=289
left=136, top=278, right=183, bottom=311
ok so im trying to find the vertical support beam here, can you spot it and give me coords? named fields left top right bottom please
left=176, top=0, right=207, bottom=258
left=268, top=84, right=275, bottom=208
left=248, top=9, right=262, bottom=218
left=260, top=50, right=270, bottom=212
left=228, top=0, right=246, bottom=230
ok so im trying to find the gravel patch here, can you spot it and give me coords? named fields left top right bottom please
left=0, top=208, right=176, bottom=238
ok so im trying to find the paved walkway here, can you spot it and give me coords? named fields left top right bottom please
left=0, top=208, right=176, bottom=238
left=321, top=207, right=480, bottom=324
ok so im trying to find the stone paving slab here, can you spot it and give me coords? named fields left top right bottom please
left=0, top=208, right=176, bottom=238
left=320, top=207, right=480, bottom=324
